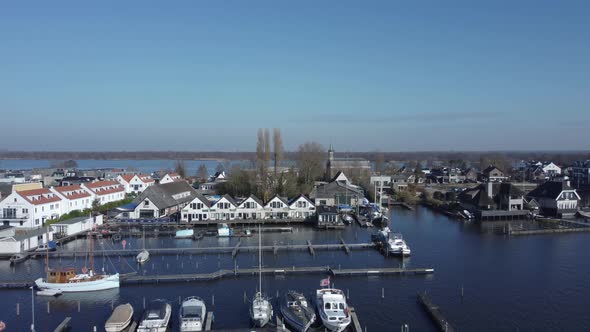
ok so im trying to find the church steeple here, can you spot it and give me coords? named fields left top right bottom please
left=326, top=144, right=334, bottom=180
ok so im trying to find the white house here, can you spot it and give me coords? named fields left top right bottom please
left=540, top=162, right=562, bottom=176
left=51, top=185, right=93, bottom=214
left=82, top=180, right=126, bottom=205
left=210, top=195, right=238, bottom=220
left=181, top=194, right=212, bottom=223
left=527, top=179, right=580, bottom=217
left=126, top=181, right=198, bottom=219
left=0, top=226, right=54, bottom=254
left=370, top=176, right=392, bottom=191
left=288, top=195, right=315, bottom=219
left=265, top=195, right=290, bottom=219
left=159, top=173, right=182, bottom=184
left=117, top=174, right=155, bottom=194
left=52, top=215, right=103, bottom=238
left=237, top=195, right=265, bottom=220
left=0, top=188, right=63, bottom=228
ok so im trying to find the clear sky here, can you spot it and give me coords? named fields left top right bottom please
left=0, top=1, right=588, bottom=152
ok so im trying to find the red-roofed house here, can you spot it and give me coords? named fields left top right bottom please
left=116, top=174, right=155, bottom=194
left=82, top=180, right=126, bottom=205
left=159, top=173, right=183, bottom=184
left=0, top=188, right=64, bottom=228
left=51, top=185, right=93, bottom=214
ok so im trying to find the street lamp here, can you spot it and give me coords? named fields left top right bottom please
left=30, top=286, right=35, bottom=332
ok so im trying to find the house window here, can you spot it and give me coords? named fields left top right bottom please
left=144, top=200, right=149, bottom=207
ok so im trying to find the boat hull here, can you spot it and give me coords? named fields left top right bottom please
left=35, top=274, right=120, bottom=292
left=176, top=229, right=194, bottom=239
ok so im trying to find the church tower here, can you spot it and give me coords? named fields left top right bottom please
left=326, top=144, right=334, bottom=180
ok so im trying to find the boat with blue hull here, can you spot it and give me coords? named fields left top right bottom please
left=280, top=291, right=316, bottom=332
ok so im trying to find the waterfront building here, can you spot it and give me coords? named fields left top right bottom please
left=181, top=193, right=212, bottom=222
left=159, top=173, right=183, bottom=184
left=0, top=188, right=63, bottom=228
left=459, top=182, right=525, bottom=212
left=0, top=172, right=26, bottom=184
left=264, top=195, right=290, bottom=219
left=370, top=175, right=391, bottom=192
left=129, top=181, right=197, bottom=219
left=571, top=160, right=590, bottom=188
left=52, top=215, right=103, bottom=238
left=236, top=195, right=265, bottom=220
left=311, top=176, right=365, bottom=207
left=210, top=194, right=238, bottom=220
left=0, top=226, right=54, bottom=254
left=527, top=178, right=580, bottom=217
left=51, top=185, right=93, bottom=214
left=82, top=180, right=126, bottom=205
left=116, top=174, right=155, bottom=194
left=288, top=195, right=315, bottom=219
left=316, top=205, right=342, bottom=228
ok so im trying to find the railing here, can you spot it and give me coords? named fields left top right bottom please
left=0, top=215, right=28, bottom=220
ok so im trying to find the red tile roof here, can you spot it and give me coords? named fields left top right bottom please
left=84, top=180, right=125, bottom=196
left=85, top=180, right=120, bottom=189
left=17, top=188, right=62, bottom=205
left=119, top=174, right=135, bottom=183
left=54, top=185, right=91, bottom=200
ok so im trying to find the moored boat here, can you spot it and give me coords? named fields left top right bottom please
left=280, top=291, right=316, bottom=332
left=137, top=300, right=171, bottom=332
left=217, top=223, right=232, bottom=237
left=250, top=225, right=272, bottom=327
left=36, top=289, right=62, bottom=297
left=136, top=249, right=150, bottom=264
left=179, top=296, right=207, bottom=331
left=9, top=253, right=28, bottom=264
left=176, top=229, right=194, bottom=239
left=105, top=303, right=134, bottom=332
left=315, top=288, right=351, bottom=332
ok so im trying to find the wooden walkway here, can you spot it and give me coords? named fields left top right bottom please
left=34, top=242, right=376, bottom=259
left=418, top=292, right=455, bottom=332
left=52, top=317, right=71, bottom=332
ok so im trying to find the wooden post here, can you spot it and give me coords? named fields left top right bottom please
left=77, top=300, right=80, bottom=313
left=16, top=302, right=19, bottom=316
left=382, top=287, right=384, bottom=299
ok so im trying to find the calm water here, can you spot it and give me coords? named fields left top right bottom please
left=0, top=159, right=251, bottom=175
left=2, top=207, right=590, bottom=331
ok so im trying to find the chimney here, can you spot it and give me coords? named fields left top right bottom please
left=487, top=181, right=493, bottom=198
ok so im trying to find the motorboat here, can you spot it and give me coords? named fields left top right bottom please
left=375, top=227, right=411, bottom=256
left=341, top=214, right=354, bottom=225
left=136, top=249, right=150, bottom=264
left=315, top=288, right=351, bottom=332
left=137, top=300, right=171, bottom=332
left=280, top=291, right=316, bottom=332
left=217, top=223, right=232, bottom=237
left=105, top=303, right=134, bottom=332
left=176, top=229, right=194, bottom=239
left=35, top=241, right=56, bottom=252
left=179, top=296, right=206, bottom=331
left=9, top=253, right=28, bottom=264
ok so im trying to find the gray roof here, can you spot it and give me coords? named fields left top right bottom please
left=313, top=181, right=364, bottom=199
left=134, top=182, right=198, bottom=210
left=53, top=216, right=93, bottom=225
left=239, top=194, right=264, bottom=207
left=13, top=226, right=53, bottom=241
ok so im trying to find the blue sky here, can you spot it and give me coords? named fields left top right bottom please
left=0, top=1, right=588, bottom=151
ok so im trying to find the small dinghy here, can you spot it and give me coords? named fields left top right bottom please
left=176, top=229, right=194, bottom=239
left=105, top=303, right=134, bottom=332
left=9, top=253, right=28, bottom=264
left=36, top=289, right=63, bottom=297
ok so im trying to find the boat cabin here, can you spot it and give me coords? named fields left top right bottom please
left=47, top=268, right=76, bottom=283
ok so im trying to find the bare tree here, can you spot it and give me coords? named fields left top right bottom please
left=174, top=160, right=187, bottom=178
left=273, top=128, right=284, bottom=178
left=256, top=128, right=267, bottom=185
left=196, top=164, right=208, bottom=182
left=297, top=142, right=325, bottom=194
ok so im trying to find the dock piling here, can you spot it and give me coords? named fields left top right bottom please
left=381, top=288, right=384, bottom=299
left=77, top=300, right=80, bottom=313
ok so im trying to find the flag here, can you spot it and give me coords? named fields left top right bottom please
left=320, top=277, right=330, bottom=287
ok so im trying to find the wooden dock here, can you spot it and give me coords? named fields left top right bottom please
left=21, top=242, right=376, bottom=260
left=389, top=201, right=415, bottom=211
left=52, top=317, right=71, bottom=332
left=418, top=292, right=455, bottom=332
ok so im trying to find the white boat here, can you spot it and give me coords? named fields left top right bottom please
left=9, top=253, right=28, bottom=264
left=137, top=300, right=171, bottom=332
left=35, top=230, right=120, bottom=292
left=376, top=228, right=411, bottom=256
left=136, top=227, right=150, bottom=263
left=217, top=223, right=232, bottom=237
left=105, top=303, right=134, bottom=332
left=176, top=229, right=194, bottom=239
left=316, top=288, right=351, bottom=332
left=250, top=225, right=272, bottom=327
left=35, top=271, right=120, bottom=292
left=36, top=289, right=62, bottom=297
left=136, top=249, right=150, bottom=264
left=180, top=296, right=206, bottom=331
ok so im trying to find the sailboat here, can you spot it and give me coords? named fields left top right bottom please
left=35, top=225, right=119, bottom=292
left=136, top=226, right=150, bottom=264
left=249, top=225, right=273, bottom=327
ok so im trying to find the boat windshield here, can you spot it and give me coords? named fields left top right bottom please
left=182, top=305, right=203, bottom=318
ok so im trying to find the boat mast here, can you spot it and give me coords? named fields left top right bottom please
left=258, top=224, right=262, bottom=295
left=89, top=231, right=94, bottom=273
left=45, top=225, right=49, bottom=281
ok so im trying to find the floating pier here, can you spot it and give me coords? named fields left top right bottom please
left=52, top=317, right=71, bottom=332
left=418, top=291, right=455, bottom=332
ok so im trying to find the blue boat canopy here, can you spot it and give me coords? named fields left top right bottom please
left=117, top=202, right=139, bottom=212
